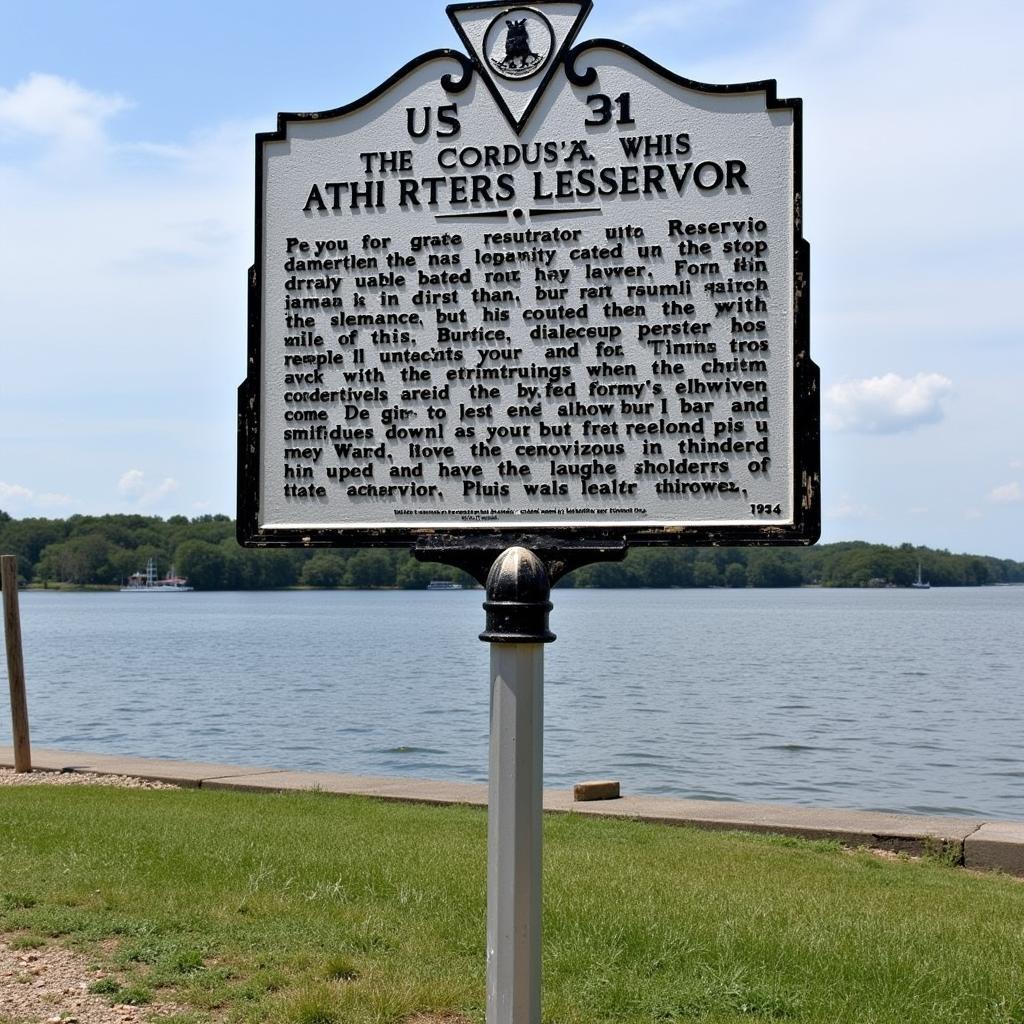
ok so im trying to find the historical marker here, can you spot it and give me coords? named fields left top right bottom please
left=237, top=8, right=818, bottom=1021
left=238, top=0, right=818, bottom=549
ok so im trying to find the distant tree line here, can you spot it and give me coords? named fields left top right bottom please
left=1, top=509, right=1021, bottom=590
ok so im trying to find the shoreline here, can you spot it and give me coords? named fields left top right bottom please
left=16, top=583, right=1024, bottom=595
left=4, top=745, right=1022, bottom=878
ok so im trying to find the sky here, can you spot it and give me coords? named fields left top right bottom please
left=0, top=0, right=1021, bottom=558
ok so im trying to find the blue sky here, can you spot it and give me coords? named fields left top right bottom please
left=1, top=0, right=1022, bottom=558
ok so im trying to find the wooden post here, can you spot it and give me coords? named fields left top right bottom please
left=1, top=555, right=31, bottom=772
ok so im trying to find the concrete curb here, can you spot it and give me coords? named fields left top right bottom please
left=4, top=746, right=1021, bottom=876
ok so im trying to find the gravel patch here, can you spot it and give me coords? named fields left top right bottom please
left=2, top=772, right=185, bottom=1020
left=0, top=769, right=178, bottom=790
left=0, top=938, right=186, bottom=1024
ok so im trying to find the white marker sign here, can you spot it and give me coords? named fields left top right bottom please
left=238, top=0, right=819, bottom=547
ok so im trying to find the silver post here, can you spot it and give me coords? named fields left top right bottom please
left=487, top=642, right=543, bottom=1024
left=413, top=538, right=625, bottom=1021
left=480, top=547, right=554, bottom=1024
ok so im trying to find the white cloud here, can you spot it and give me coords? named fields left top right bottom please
left=0, top=481, right=73, bottom=508
left=117, top=470, right=146, bottom=496
left=824, top=372, right=953, bottom=434
left=0, top=83, right=256, bottom=522
left=0, top=107, right=256, bottom=401
left=0, top=482, right=33, bottom=501
left=0, top=73, right=131, bottom=149
left=825, top=494, right=875, bottom=521
left=117, top=470, right=178, bottom=506
left=989, top=482, right=1022, bottom=505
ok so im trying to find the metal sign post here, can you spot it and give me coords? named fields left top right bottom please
left=238, top=2, right=818, bottom=1018
left=487, top=638, right=544, bottom=1023
left=481, top=548, right=552, bottom=1023
left=413, top=536, right=624, bottom=1024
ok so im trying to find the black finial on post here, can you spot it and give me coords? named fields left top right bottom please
left=480, top=547, right=555, bottom=644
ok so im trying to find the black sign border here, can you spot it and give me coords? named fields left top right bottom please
left=238, top=40, right=820, bottom=550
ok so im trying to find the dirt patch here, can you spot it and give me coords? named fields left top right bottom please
left=0, top=936, right=185, bottom=1024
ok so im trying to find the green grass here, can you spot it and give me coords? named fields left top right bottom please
left=0, top=785, right=1022, bottom=1023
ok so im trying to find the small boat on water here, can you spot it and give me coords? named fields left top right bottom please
left=120, top=558, right=193, bottom=593
left=911, top=562, right=930, bottom=590
left=426, top=580, right=464, bottom=591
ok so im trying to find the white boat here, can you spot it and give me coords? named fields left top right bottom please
left=120, top=558, right=193, bottom=593
left=426, top=580, right=464, bottom=591
left=910, top=562, right=930, bottom=590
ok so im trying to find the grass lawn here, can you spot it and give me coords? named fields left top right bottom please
left=1, top=784, right=1022, bottom=1023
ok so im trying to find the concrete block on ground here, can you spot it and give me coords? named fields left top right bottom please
left=574, top=779, right=621, bottom=801
left=964, top=822, right=1024, bottom=877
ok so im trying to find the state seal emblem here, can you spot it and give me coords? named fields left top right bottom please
left=484, top=8, right=554, bottom=80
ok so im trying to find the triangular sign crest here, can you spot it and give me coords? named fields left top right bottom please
left=447, top=1, right=592, bottom=134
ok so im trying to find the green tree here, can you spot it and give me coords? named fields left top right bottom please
left=110, top=544, right=163, bottom=584
left=219, top=543, right=266, bottom=589
left=746, top=551, right=801, bottom=588
left=0, top=517, right=67, bottom=579
left=724, top=562, right=747, bottom=588
left=301, top=552, right=349, bottom=587
left=174, top=540, right=227, bottom=590
left=692, top=557, right=720, bottom=588
left=253, top=548, right=300, bottom=588
left=631, top=549, right=679, bottom=587
left=35, top=535, right=113, bottom=584
left=571, top=560, right=636, bottom=587
left=4, top=509, right=1023, bottom=590
left=345, top=549, right=396, bottom=587
left=963, top=558, right=991, bottom=586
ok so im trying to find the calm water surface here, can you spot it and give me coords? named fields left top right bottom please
left=4, top=587, right=1022, bottom=818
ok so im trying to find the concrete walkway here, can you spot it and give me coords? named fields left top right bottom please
left=3, top=745, right=1022, bottom=877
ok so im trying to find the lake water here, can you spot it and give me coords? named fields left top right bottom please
left=3, top=587, right=1022, bottom=819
